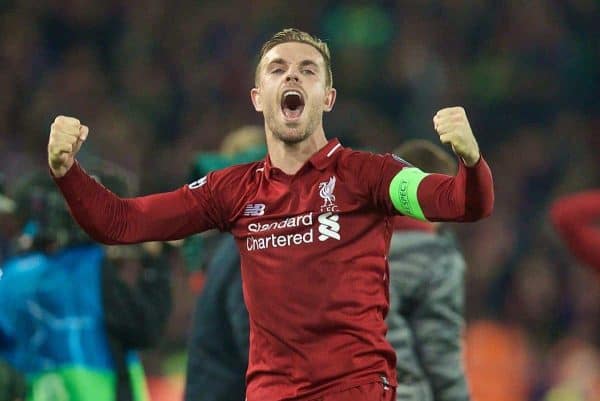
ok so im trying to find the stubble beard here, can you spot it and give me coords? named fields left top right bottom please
left=266, top=105, right=321, bottom=145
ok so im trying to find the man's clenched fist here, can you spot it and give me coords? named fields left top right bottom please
left=433, top=107, right=480, bottom=166
left=48, top=115, right=88, bottom=177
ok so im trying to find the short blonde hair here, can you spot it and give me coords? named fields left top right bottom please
left=255, top=28, right=333, bottom=87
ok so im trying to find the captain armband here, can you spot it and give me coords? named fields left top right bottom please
left=388, top=168, right=430, bottom=221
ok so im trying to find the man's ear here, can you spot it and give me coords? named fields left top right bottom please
left=323, top=87, right=337, bottom=112
left=251, top=88, right=263, bottom=112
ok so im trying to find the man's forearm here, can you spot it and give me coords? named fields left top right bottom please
left=419, top=157, right=494, bottom=222
left=53, top=162, right=201, bottom=244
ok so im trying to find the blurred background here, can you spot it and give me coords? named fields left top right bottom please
left=0, top=0, right=599, bottom=400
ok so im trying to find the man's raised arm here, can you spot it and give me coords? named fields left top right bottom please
left=48, top=116, right=219, bottom=244
left=385, top=107, right=494, bottom=222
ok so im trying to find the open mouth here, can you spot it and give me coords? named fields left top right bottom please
left=281, top=90, right=305, bottom=120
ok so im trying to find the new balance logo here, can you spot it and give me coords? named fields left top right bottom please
left=244, top=203, right=266, bottom=217
left=188, top=176, right=207, bottom=189
left=318, top=212, right=340, bottom=241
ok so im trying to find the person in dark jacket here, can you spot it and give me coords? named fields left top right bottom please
left=184, top=235, right=248, bottom=401
left=184, top=126, right=265, bottom=401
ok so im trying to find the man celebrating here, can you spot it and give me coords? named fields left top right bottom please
left=48, top=29, right=493, bottom=401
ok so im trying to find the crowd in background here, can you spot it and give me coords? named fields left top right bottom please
left=1, top=1, right=599, bottom=400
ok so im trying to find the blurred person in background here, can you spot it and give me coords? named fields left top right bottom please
left=550, top=190, right=600, bottom=272
left=545, top=190, right=600, bottom=401
left=0, top=174, right=17, bottom=266
left=0, top=188, right=26, bottom=401
left=47, top=28, right=493, bottom=401
left=386, top=140, right=470, bottom=401
left=184, top=125, right=264, bottom=401
left=0, top=169, right=172, bottom=401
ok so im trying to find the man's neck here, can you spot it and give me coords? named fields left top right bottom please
left=266, top=127, right=328, bottom=175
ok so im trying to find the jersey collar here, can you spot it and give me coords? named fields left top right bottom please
left=308, top=138, right=343, bottom=171
left=263, top=138, right=343, bottom=177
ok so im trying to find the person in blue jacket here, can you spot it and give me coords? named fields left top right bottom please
left=0, top=170, right=172, bottom=401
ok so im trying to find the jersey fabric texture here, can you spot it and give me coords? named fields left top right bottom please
left=54, top=138, right=493, bottom=401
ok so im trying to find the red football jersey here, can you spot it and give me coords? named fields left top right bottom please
left=191, top=139, right=404, bottom=400
left=55, top=138, right=494, bottom=401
